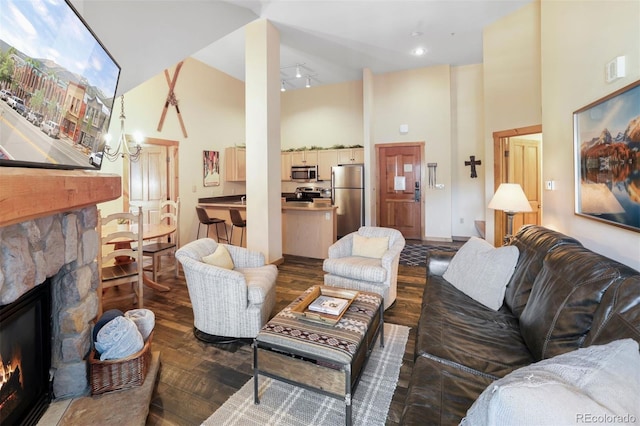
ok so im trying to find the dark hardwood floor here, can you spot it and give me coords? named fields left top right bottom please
left=102, top=241, right=460, bottom=425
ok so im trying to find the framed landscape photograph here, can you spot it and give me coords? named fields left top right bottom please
left=574, top=80, right=640, bottom=232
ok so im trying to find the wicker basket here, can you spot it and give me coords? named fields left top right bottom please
left=89, top=332, right=153, bottom=395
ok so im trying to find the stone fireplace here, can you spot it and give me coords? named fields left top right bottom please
left=1, top=206, right=99, bottom=398
left=0, top=168, right=121, bottom=408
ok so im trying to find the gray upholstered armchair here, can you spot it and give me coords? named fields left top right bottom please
left=323, top=226, right=405, bottom=310
left=175, top=238, right=277, bottom=343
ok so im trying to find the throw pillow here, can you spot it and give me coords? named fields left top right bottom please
left=442, top=236, right=519, bottom=310
left=202, top=244, right=234, bottom=270
left=461, top=339, right=640, bottom=426
left=352, top=234, right=389, bottom=258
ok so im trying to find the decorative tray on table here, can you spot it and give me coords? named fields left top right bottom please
left=291, top=285, right=359, bottom=325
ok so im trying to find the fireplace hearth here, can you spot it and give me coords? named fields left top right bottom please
left=0, top=280, right=52, bottom=425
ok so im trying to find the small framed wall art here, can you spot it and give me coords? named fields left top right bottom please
left=573, top=79, right=640, bottom=232
left=203, top=150, right=220, bottom=187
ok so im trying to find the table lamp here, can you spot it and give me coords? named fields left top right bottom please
left=488, top=183, right=532, bottom=244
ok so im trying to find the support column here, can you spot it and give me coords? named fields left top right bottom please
left=245, top=20, right=282, bottom=263
left=362, top=68, right=374, bottom=226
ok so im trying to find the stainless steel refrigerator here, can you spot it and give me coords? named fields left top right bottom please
left=332, top=164, right=364, bottom=237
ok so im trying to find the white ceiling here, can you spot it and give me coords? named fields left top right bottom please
left=74, top=0, right=532, bottom=95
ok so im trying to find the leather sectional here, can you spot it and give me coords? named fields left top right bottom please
left=401, top=225, right=640, bottom=425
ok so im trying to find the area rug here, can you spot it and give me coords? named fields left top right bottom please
left=202, top=323, right=409, bottom=426
left=399, top=244, right=459, bottom=267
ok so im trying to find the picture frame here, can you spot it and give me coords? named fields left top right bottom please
left=573, top=79, right=640, bottom=232
left=203, top=150, right=220, bottom=187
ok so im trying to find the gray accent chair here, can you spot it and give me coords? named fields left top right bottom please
left=176, top=238, right=277, bottom=343
left=323, top=226, right=405, bottom=310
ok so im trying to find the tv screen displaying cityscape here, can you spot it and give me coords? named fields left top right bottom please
left=0, top=0, right=121, bottom=170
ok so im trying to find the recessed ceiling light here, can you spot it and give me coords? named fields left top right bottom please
left=412, top=47, right=427, bottom=56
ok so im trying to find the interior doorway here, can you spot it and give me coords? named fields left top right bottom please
left=375, top=142, right=424, bottom=240
left=493, top=125, right=542, bottom=246
left=124, top=137, right=179, bottom=223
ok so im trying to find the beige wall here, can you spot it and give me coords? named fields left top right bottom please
left=372, top=65, right=453, bottom=239
left=281, top=80, right=363, bottom=149
left=483, top=1, right=542, bottom=243
left=451, top=64, right=486, bottom=237
left=540, top=0, right=640, bottom=270
left=98, top=57, right=247, bottom=246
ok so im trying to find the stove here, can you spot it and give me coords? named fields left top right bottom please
left=287, top=186, right=331, bottom=202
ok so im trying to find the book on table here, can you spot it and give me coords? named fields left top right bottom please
left=308, top=295, right=350, bottom=316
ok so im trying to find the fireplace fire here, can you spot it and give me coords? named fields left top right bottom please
left=0, top=349, right=24, bottom=422
left=0, top=281, right=51, bottom=426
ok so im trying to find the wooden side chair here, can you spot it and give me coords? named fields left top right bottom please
left=97, top=207, right=144, bottom=318
left=141, top=198, right=180, bottom=281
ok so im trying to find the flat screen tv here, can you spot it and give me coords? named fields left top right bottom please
left=0, top=0, right=120, bottom=170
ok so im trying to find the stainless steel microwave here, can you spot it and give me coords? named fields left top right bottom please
left=291, top=165, right=317, bottom=181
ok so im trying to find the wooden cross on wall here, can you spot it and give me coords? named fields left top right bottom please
left=465, top=155, right=481, bottom=178
left=157, top=61, right=188, bottom=138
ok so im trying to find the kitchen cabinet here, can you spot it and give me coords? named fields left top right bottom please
left=316, top=149, right=338, bottom=182
left=291, top=150, right=318, bottom=166
left=225, top=147, right=246, bottom=182
left=281, top=152, right=292, bottom=181
left=337, top=147, right=364, bottom=165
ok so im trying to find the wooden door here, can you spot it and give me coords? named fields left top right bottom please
left=492, top=126, right=542, bottom=246
left=508, top=138, right=541, bottom=233
left=125, top=138, right=179, bottom=226
left=127, top=145, right=167, bottom=224
left=376, top=143, right=423, bottom=239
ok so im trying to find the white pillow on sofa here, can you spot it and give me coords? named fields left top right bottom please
left=442, top=237, right=519, bottom=310
left=461, top=339, right=640, bottom=426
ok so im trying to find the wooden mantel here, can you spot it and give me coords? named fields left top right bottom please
left=0, top=167, right=121, bottom=228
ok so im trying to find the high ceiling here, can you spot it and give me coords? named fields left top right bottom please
left=73, top=0, right=533, bottom=95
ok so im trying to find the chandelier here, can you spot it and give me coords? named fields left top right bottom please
left=104, top=95, right=142, bottom=162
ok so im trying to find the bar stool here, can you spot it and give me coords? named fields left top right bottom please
left=229, top=208, right=247, bottom=246
left=196, top=206, right=229, bottom=243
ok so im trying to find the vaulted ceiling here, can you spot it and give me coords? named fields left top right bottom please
left=73, top=0, right=532, bottom=95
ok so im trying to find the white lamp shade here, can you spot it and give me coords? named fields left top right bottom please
left=488, top=183, right=533, bottom=213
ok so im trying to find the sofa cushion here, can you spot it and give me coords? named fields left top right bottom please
left=352, top=234, right=389, bottom=258
left=402, top=355, right=495, bottom=426
left=236, top=265, right=279, bottom=305
left=202, top=244, right=234, bottom=270
left=585, top=276, right=640, bottom=347
left=461, top=339, right=640, bottom=426
left=443, top=237, right=519, bottom=310
left=504, top=225, right=582, bottom=318
left=322, top=256, right=386, bottom=283
left=519, top=244, right=640, bottom=360
left=416, top=276, right=534, bottom=378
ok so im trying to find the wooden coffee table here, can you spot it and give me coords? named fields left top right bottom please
left=253, top=285, right=384, bottom=426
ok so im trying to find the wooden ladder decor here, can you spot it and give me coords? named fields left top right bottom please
left=157, top=61, right=188, bottom=138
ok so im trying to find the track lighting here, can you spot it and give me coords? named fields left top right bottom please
left=305, top=76, right=311, bottom=88
left=295, top=64, right=302, bottom=78
left=281, top=81, right=286, bottom=92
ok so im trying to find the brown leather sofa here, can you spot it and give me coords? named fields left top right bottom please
left=401, top=225, right=640, bottom=425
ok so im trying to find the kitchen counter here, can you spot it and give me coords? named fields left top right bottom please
left=197, top=196, right=337, bottom=258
